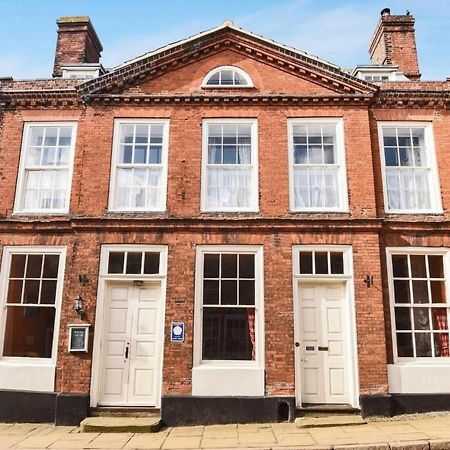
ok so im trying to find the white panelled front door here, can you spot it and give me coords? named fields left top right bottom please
left=298, top=282, right=350, bottom=404
left=99, top=281, right=162, bottom=406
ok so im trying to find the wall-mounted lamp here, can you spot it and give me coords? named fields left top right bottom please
left=74, top=295, right=86, bottom=318
left=79, top=274, right=89, bottom=286
left=364, top=275, right=374, bottom=288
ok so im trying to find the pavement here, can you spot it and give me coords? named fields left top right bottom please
left=2, top=413, right=450, bottom=449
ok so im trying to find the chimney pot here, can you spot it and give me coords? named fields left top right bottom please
left=52, top=16, right=103, bottom=78
left=381, top=8, right=391, bottom=16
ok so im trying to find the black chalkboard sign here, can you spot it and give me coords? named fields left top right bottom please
left=68, top=325, right=89, bottom=352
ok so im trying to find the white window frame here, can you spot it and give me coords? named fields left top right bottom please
left=201, top=66, right=253, bottom=88
left=14, top=122, right=77, bottom=215
left=387, top=247, right=450, bottom=364
left=193, top=245, right=264, bottom=368
left=0, top=246, right=66, bottom=366
left=288, top=118, right=349, bottom=213
left=201, top=118, right=258, bottom=213
left=108, top=119, right=170, bottom=212
left=378, top=122, right=442, bottom=214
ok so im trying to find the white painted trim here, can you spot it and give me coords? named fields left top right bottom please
left=377, top=121, right=443, bottom=214
left=287, top=118, right=349, bottom=213
left=13, top=122, right=77, bottom=215
left=108, top=119, right=170, bottom=212
left=113, top=21, right=339, bottom=72
left=385, top=247, right=450, bottom=365
left=193, top=245, right=264, bottom=369
left=292, top=245, right=359, bottom=408
left=0, top=246, right=67, bottom=391
left=200, top=118, right=259, bottom=212
left=201, top=66, right=254, bottom=88
left=90, top=244, right=168, bottom=408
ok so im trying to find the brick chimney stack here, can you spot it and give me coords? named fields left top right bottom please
left=53, top=16, right=103, bottom=78
left=369, top=8, right=421, bottom=81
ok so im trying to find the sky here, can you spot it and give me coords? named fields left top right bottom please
left=0, top=0, right=449, bottom=81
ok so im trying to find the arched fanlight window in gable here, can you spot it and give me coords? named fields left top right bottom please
left=202, top=66, right=253, bottom=87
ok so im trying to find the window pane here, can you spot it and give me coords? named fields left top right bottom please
left=239, top=280, right=255, bottom=305
left=202, top=307, right=254, bottom=360
left=203, top=280, right=219, bottom=305
left=428, top=255, right=444, bottom=278
left=3, top=306, right=55, bottom=358
left=299, top=252, right=313, bottom=274
left=23, top=280, right=40, bottom=304
left=412, top=280, right=429, bottom=303
left=108, top=252, right=124, bottom=274
left=144, top=252, right=160, bottom=274
left=7, top=280, right=23, bottom=304
left=126, top=252, right=142, bottom=274
left=415, top=333, right=432, bottom=357
left=432, top=308, right=448, bottom=331
left=395, top=307, right=411, bottom=330
left=330, top=252, right=344, bottom=274
left=392, top=255, right=408, bottom=277
left=434, top=333, right=450, bottom=357
left=394, top=280, right=411, bottom=303
left=239, top=254, right=255, bottom=278
left=26, top=255, right=43, bottom=278
left=396, top=333, right=413, bottom=357
left=9, top=255, right=26, bottom=278
left=221, top=254, right=237, bottom=278
left=315, top=252, right=328, bottom=274
left=410, top=255, right=426, bottom=278
left=40, top=280, right=57, bottom=304
left=204, top=254, right=219, bottom=278
left=431, top=281, right=446, bottom=303
left=43, top=255, right=59, bottom=278
left=414, top=308, right=431, bottom=330
left=221, top=280, right=237, bottom=305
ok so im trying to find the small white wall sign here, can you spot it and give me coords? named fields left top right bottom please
left=170, top=322, right=185, bottom=343
left=68, top=324, right=90, bottom=353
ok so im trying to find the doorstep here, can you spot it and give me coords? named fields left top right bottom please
left=80, top=416, right=161, bottom=433
left=295, top=414, right=367, bottom=428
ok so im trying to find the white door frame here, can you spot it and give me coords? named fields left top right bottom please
left=292, top=245, right=359, bottom=408
left=90, top=245, right=168, bottom=408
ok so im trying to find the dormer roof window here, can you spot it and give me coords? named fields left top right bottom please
left=202, top=66, right=253, bottom=88
left=61, top=63, right=104, bottom=80
left=351, top=65, right=408, bottom=83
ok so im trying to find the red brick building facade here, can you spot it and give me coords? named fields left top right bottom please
left=0, top=9, right=450, bottom=425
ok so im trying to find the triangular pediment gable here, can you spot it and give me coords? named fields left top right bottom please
left=78, top=22, right=376, bottom=99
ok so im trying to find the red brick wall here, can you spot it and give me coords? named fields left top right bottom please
left=129, top=50, right=336, bottom=95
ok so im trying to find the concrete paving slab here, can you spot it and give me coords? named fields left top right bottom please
left=124, top=433, right=167, bottom=449
left=0, top=434, right=29, bottom=448
left=162, top=435, right=201, bottom=449
left=200, top=437, right=239, bottom=448
left=238, top=431, right=276, bottom=444
left=169, top=425, right=204, bottom=437
left=86, top=433, right=133, bottom=449
left=16, top=434, right=63, bottom=448
left=49, top=439, right=100, bottom=449
left=203, top=425, right=238, bottom=439
left=276, top=432, right=317, bottom=446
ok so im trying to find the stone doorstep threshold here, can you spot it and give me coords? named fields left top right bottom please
left=295, top=414, right=367, bottom=428
left=80, top=416, right=161, bottom=433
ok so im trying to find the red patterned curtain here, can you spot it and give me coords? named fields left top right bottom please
left=247, top=308, right=255, bottom=360
left=433, top=309, right=449, bottom=357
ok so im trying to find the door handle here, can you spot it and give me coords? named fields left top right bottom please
left=295, top=342, right=300, bottom=347
left=318, top=346, right=329, bottom=352
left=125, top=345, right=129, bottom=359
